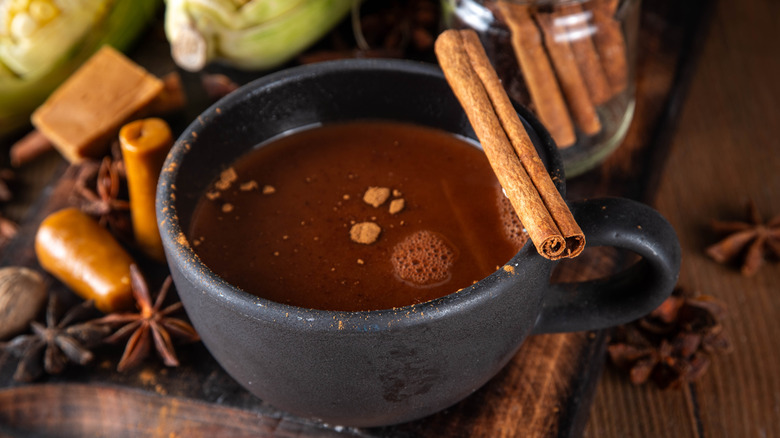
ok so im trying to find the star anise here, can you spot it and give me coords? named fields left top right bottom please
left=72, top=152, right=131, bottom=237
left=0, top=296, right=109, bottom=382
left=706, top=199, right=780, bottom=276
left=608, top=288, right=731, bottom=389
left=93, top=265, right=199, bottom=372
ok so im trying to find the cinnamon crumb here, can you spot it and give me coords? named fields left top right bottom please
left=363, top=186, right=391, bottom=207
left=392, top=189, right=402, bottom=197
left=240, top=180, right=259, bottom=191
left=357, top=259, right=365, bottom=265
left=221, top=203, right=234, bottom=213
left=262, top=185, right=276, bottom=195
left=205, top=190, right=221, bottom=201
left=350, top=221, right=382, bottom=244
left=214, top=167, right=237, bottom=190
left=503, top=265, right=515, bottom=274
left=343, top=194, right=350, bottom=200
left=273, top=251, right=279, bottom=256
left=389, top=198, right=405, bottom=214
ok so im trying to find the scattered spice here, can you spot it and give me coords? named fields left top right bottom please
left=608, top=288, right=731, bottom=389
left=389, top=198, right=406, bottom=214
left=705, top=199, right=780, bottom=276
left=214, top=167, right=238, bottom=191
left=262, top=185, right=276, bottom=195
left=0, top=296, right=109, bottom=382
left=363, top=186, right=391, bottom=207
left=93, top=265, right=199, bottom=372
left=221, top=203, right=234, bottom=213
left=240, top=180, right=259, bottom=191
left=205, top=190, right=221, bottom=201
left=350, top=222, right=382, bottom=244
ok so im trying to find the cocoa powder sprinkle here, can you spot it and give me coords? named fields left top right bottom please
left=389, top=198, right=405, bottom=214
left=350, top=222, right=382, bottom=244
left=214, top=167, right=237, bottom=191
left=363, top=187, right=391, bottom=207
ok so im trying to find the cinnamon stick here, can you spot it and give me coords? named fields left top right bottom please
left=588, top=3, right=629, bottom=97
left=496, top=2, right=576, bottom=148
left=435, top=29, right=585, bottom=260
left=557, top=4, right=613, bottom=106
left=535, top=11, right=602, bottom=136
left=9, top=130, right=54, bottom=167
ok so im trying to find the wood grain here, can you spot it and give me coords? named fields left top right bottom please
left=585, top=0, right=780, bottom=436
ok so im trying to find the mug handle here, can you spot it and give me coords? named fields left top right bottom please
left=532, top=197, right=681, bottom=334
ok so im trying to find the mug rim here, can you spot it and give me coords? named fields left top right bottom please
left=157, top=58, right=565, bottom=330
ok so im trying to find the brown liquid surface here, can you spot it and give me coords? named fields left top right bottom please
left=189, top=121, right=527, bottom=311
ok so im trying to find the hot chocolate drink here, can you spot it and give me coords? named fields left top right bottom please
left=189, top=121, right=528, bottom=311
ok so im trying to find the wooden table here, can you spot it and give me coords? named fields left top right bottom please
left=1, top=0, right=778, bottom=436
left=585, top=0, right=780, bottom=436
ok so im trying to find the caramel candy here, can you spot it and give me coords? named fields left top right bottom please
left=35, top=208, right=136, bottom=313
left=119, top=118, right=174, bottom=262
left=32, top=46, right=163, bottom=163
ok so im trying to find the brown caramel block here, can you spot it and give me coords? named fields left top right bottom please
left=31, top=46, right=163, bottom=163
left=35, top=208, right=136, bottom=313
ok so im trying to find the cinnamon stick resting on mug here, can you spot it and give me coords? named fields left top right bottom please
left=435, top=29, right=585, bottom=260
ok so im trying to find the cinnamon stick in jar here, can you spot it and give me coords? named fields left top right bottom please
left=587, top=0, right=629, bottom=97
left=535, top=11, right=602, bottom=136
left=555, top=3, right=613, bottom=106
left=435, top=29, right=585, bottom=260
left=495, top=2, right=576, bottom=149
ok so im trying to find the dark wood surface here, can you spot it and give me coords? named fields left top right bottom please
left=585, top=0, right=780, bottom=436
left=0, top=0, right=745, bottom=436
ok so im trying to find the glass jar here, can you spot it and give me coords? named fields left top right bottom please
left=441, top=0, right=640, bottom=177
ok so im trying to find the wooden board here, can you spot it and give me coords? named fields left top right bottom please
left=0, top=1, right=713, bottom=436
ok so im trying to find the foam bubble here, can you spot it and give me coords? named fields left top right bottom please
left=496, top=186, right=530, bottom=249
left=391, top=230, right=457, bottom=286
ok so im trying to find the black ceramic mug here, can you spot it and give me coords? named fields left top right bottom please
left=157, top=59, right=680, bottom=427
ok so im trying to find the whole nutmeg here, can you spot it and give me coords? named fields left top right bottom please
left=0, top=267, right=47, bottom=339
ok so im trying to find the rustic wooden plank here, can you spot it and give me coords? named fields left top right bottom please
left=0, top=384, right=356, bottom=438
left=585, top=0, right=780, bottom=436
